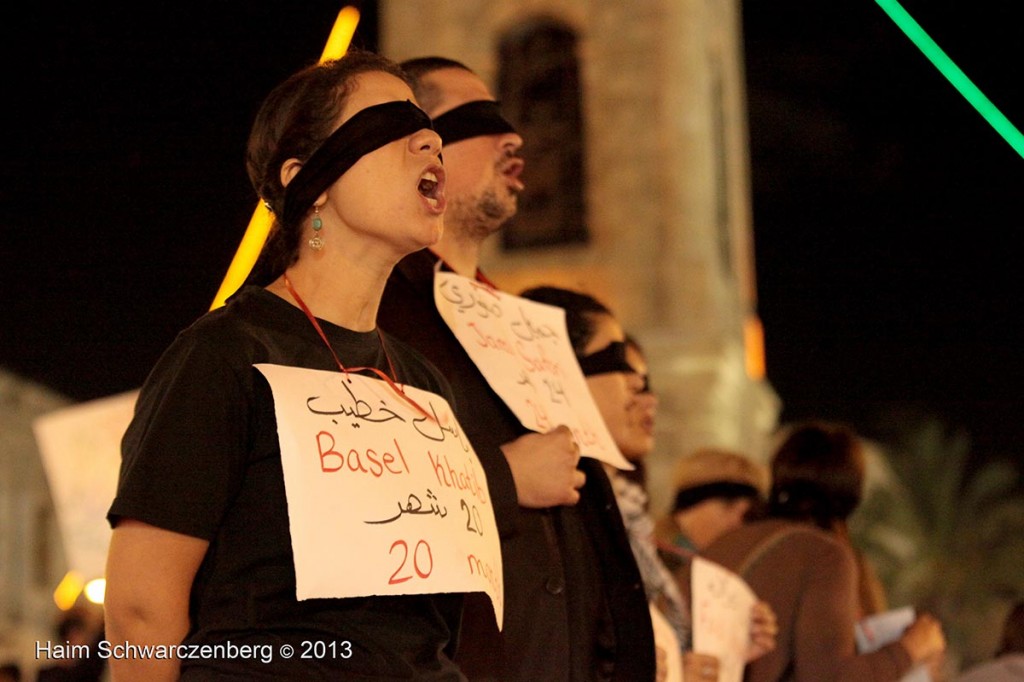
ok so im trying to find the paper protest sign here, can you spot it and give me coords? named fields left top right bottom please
left=256, top=364, right=504, bottom=628
left=32, top=390, right=139, bottom=581
left=692, top=556, right=757, bottom=682
left=856, top=606, right=915, bottom=653
left=434, top=271, right=631, bottom=469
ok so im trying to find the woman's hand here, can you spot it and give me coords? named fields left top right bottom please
left=899, top=612, right=946, bottom=665
left=746, top=599, right=779, bottom=662
left=682, top=652, right=720, bottom=682
left=654, top=644, right=668, bottom=682
left=502, top=425, right=585, bottom=507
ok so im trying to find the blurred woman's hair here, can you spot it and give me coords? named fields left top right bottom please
left=768, top=421, right=865, bottom=529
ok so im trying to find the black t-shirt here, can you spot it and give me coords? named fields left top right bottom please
left=108, top=286, right=464, bottom=680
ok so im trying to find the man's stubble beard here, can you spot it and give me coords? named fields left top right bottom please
left=448, top=187, right=517, bottom=244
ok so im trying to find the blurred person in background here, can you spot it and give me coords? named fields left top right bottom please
left=654, top=446, right=769, bottom=574
left=521, top=286, right=777, bottom=682
left=703, top=421, right=947, bottom=681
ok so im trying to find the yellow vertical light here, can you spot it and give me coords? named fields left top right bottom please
left=209, top=203, right=275, bottom=310
left=744, top=315, right=766, bottom=380
left=53, top=570, right=85, bottom=611
left=320, top=6, right=361, bottom=62
left=209, top=6, right=361, bottom=310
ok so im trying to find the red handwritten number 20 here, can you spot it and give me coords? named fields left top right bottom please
left=388, top=540, right=434, bottom=584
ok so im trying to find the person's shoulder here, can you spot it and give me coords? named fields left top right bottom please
left=752, top=520, right=850, bottom=561
left=706, top=519, right=847, bottom=565
left=180, top=284, right=255, bottom=329
left=188, top=285, right=291, bottom=335
left=711, top=518, right=802, bottom=548
left=750, top=523, right=857, bottom=585
left=158, top=286, right=288, bottom=368
left=771, top=519, right=839, bottom=545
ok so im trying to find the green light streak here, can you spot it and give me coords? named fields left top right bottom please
left=875, top=0, right=1023, bottom=158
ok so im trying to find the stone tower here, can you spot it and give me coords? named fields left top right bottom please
left=381, top=0, right=780, bottom=513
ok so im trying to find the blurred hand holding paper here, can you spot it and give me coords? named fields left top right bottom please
left=856, top=606, right=932, bottom=682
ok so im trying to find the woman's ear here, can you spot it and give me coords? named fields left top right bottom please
left=280, top=158, right=303, bottom=188
left=280, top=159, right=328, bottom=209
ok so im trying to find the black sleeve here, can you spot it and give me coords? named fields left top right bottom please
left=108, top=329, right=250, bottom=540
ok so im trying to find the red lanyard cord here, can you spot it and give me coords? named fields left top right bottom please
left=282, top=274, right=433, bottom=421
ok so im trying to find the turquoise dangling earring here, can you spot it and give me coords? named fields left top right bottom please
left=308, top=205, right=324, bottom=251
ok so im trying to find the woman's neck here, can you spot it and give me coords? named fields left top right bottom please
left=269, top=249, right=393, bottom=331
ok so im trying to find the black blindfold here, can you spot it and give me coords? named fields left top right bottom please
left=431, top=100, right=516, bottom=145
left=282, top=100, right=432, bottom=228
left=672, top=481, right=762, bottom=512
left=578, top=341, right=635, bottom=377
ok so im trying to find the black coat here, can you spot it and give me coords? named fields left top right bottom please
left=378, top=249, right=655, bottom=681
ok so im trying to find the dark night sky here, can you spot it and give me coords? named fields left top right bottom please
left=742, top=0, right=1023, bottom=465
left=3, top=2, right=1022, bottom=467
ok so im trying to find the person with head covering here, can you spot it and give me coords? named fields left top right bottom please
left=703, top=421, right=947, bottom=682
left=104, top=49, right=470, bottom=679
left=654, top=447, right=768, bottom=572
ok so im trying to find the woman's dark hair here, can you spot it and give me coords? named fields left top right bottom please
left=245, top=49, right=411, bottom=286
left=518, top=285, right=612, bottom=354
left=768, top=421, right=865, bottom=529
